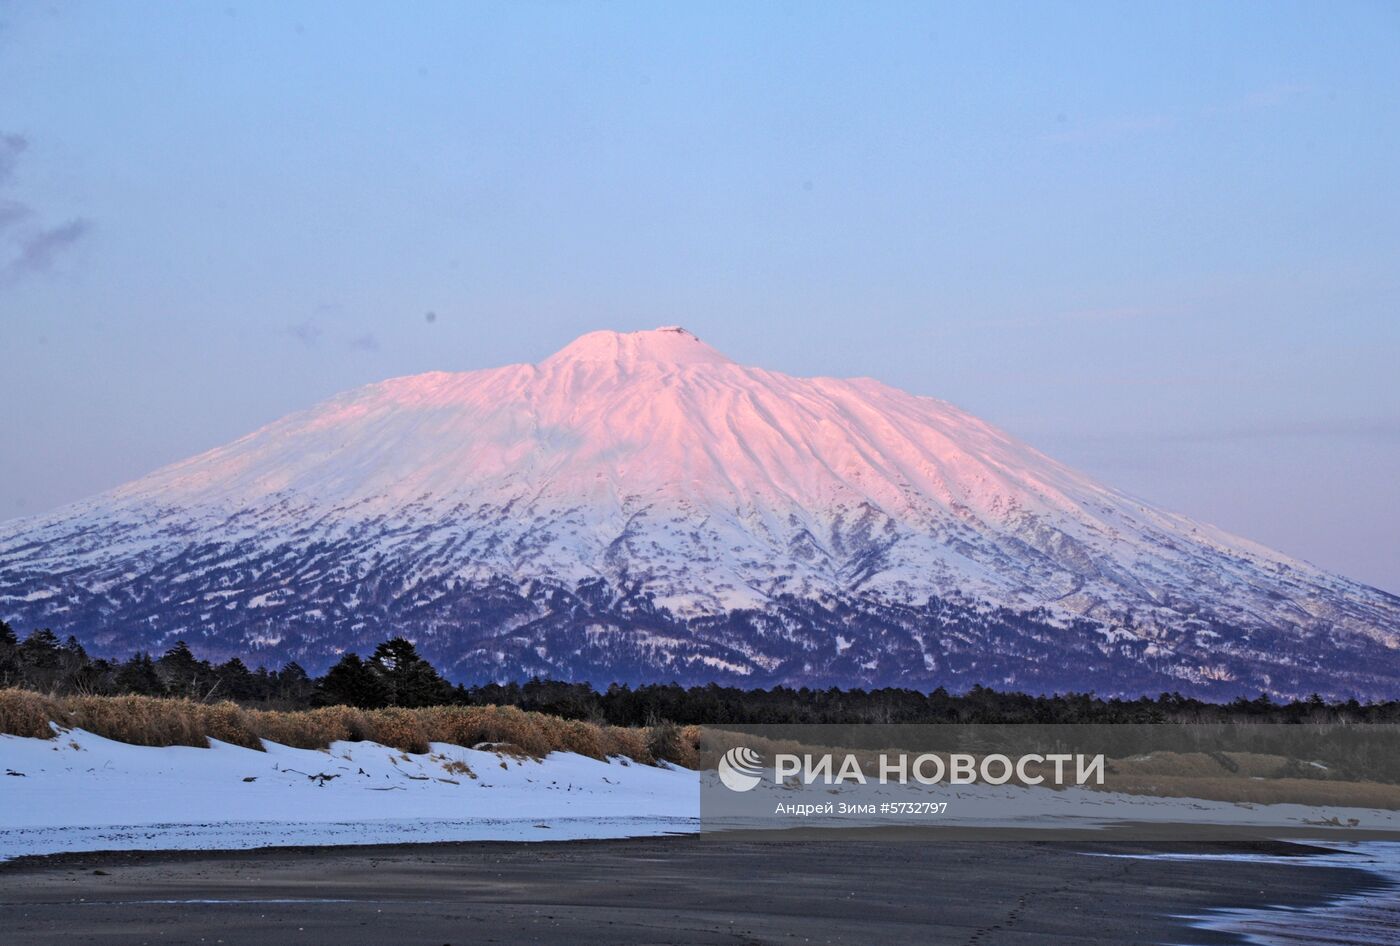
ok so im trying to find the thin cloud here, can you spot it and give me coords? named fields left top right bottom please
left=1204, top=83, right=1311, bottom=116
left=286, top=320, right=323, bottom=346
left=1044, top=83, right=1307, bottom=146
left=286, top=321, right=384, bottom=353
left=0, top=133, right=26, bottom=184
left=1041, top=114, right=1174, bottom=144
left=7, top=218, right=90, bottom=276
left=1058, top=418, right=1400, bottom=447
left=1162, top=418, right=1400, bottom=444
left=0, top=131, right=91, bottom=282
left=958, top=305, right=1162, bottom=331
left=0, top=199, right=29, bottom=231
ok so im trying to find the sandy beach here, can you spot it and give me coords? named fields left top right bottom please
left=2, top=835, right=1390, bottom=945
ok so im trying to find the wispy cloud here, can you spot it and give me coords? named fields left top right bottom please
left=8, top=218, right=90, bottom=276
left=285, top=319, right=323, bottom=347
left=1043, top=83, right=1309, bottom=145
left=955, top=305, right=1163, bottom=332
left=1058, top=417, right=1400, bottom=446
left=0, top=131, right=91, bottom=283
left=1161, top=418, right=1400, bottom=444
left=0, top=133, right=27, bottom=184
left=283, top=321, right=384, bottom=354
left=0, top=199, right=29, bottom=231
left=1204, top=83, right=1311, bottom=117
left=1041, top=114, right=1174, bottom=144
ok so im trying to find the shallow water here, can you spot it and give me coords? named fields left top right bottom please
left=1099, top=842, right=1400, bottom=945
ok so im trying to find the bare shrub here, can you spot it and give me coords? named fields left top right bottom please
left=644, top=714, right=682, bottom=764
left=0, top=689, right=56, bottom=738
left=0, top=688, right=684, bottom=766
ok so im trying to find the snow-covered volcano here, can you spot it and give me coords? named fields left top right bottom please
left=3, top=327, right=1397, bottom=698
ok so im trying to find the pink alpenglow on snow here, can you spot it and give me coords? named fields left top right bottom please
left=1, top=328, right=1397, bottom=698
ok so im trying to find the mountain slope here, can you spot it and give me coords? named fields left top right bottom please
left=2, top=327, right=1397, bottom=698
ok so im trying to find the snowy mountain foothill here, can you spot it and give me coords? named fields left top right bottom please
left=2, top=328, right=1397, bottom=699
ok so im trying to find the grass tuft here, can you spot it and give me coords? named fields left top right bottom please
left=0, top=689, right=698, bottom=766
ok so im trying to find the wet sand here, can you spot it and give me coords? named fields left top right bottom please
left=0, top=835, right=1388, bottom=945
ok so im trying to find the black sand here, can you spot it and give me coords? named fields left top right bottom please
left=0, top=836, right=1388, bottom=945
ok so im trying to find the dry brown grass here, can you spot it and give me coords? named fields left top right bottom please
left=0, top=689, right=698, bottom=767
left=1109, top=751, right=1294, bottom=780
left=438, top=758, right=477, bottom=779
left=687, top=729, right=1400, bottom=808
left=1093, top=750, right=1400, bottom=806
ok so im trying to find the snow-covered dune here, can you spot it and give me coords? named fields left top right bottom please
left=9, top=728, right=1400, bottom=859
left=0, top=729, right=698, bottom=860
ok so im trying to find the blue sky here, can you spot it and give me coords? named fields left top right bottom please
left=2, top=1, right=1398, bottom=592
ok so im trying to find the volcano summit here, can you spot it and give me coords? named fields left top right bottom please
left=3, top=327, right=1397, bottom=698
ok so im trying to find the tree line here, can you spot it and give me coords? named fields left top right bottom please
left=4, top=620, right=1400, bottom=725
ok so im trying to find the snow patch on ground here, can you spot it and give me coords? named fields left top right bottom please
left=8, top=726, right=1400, bottom=863
left=0, top=729, right=698, bottom=860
